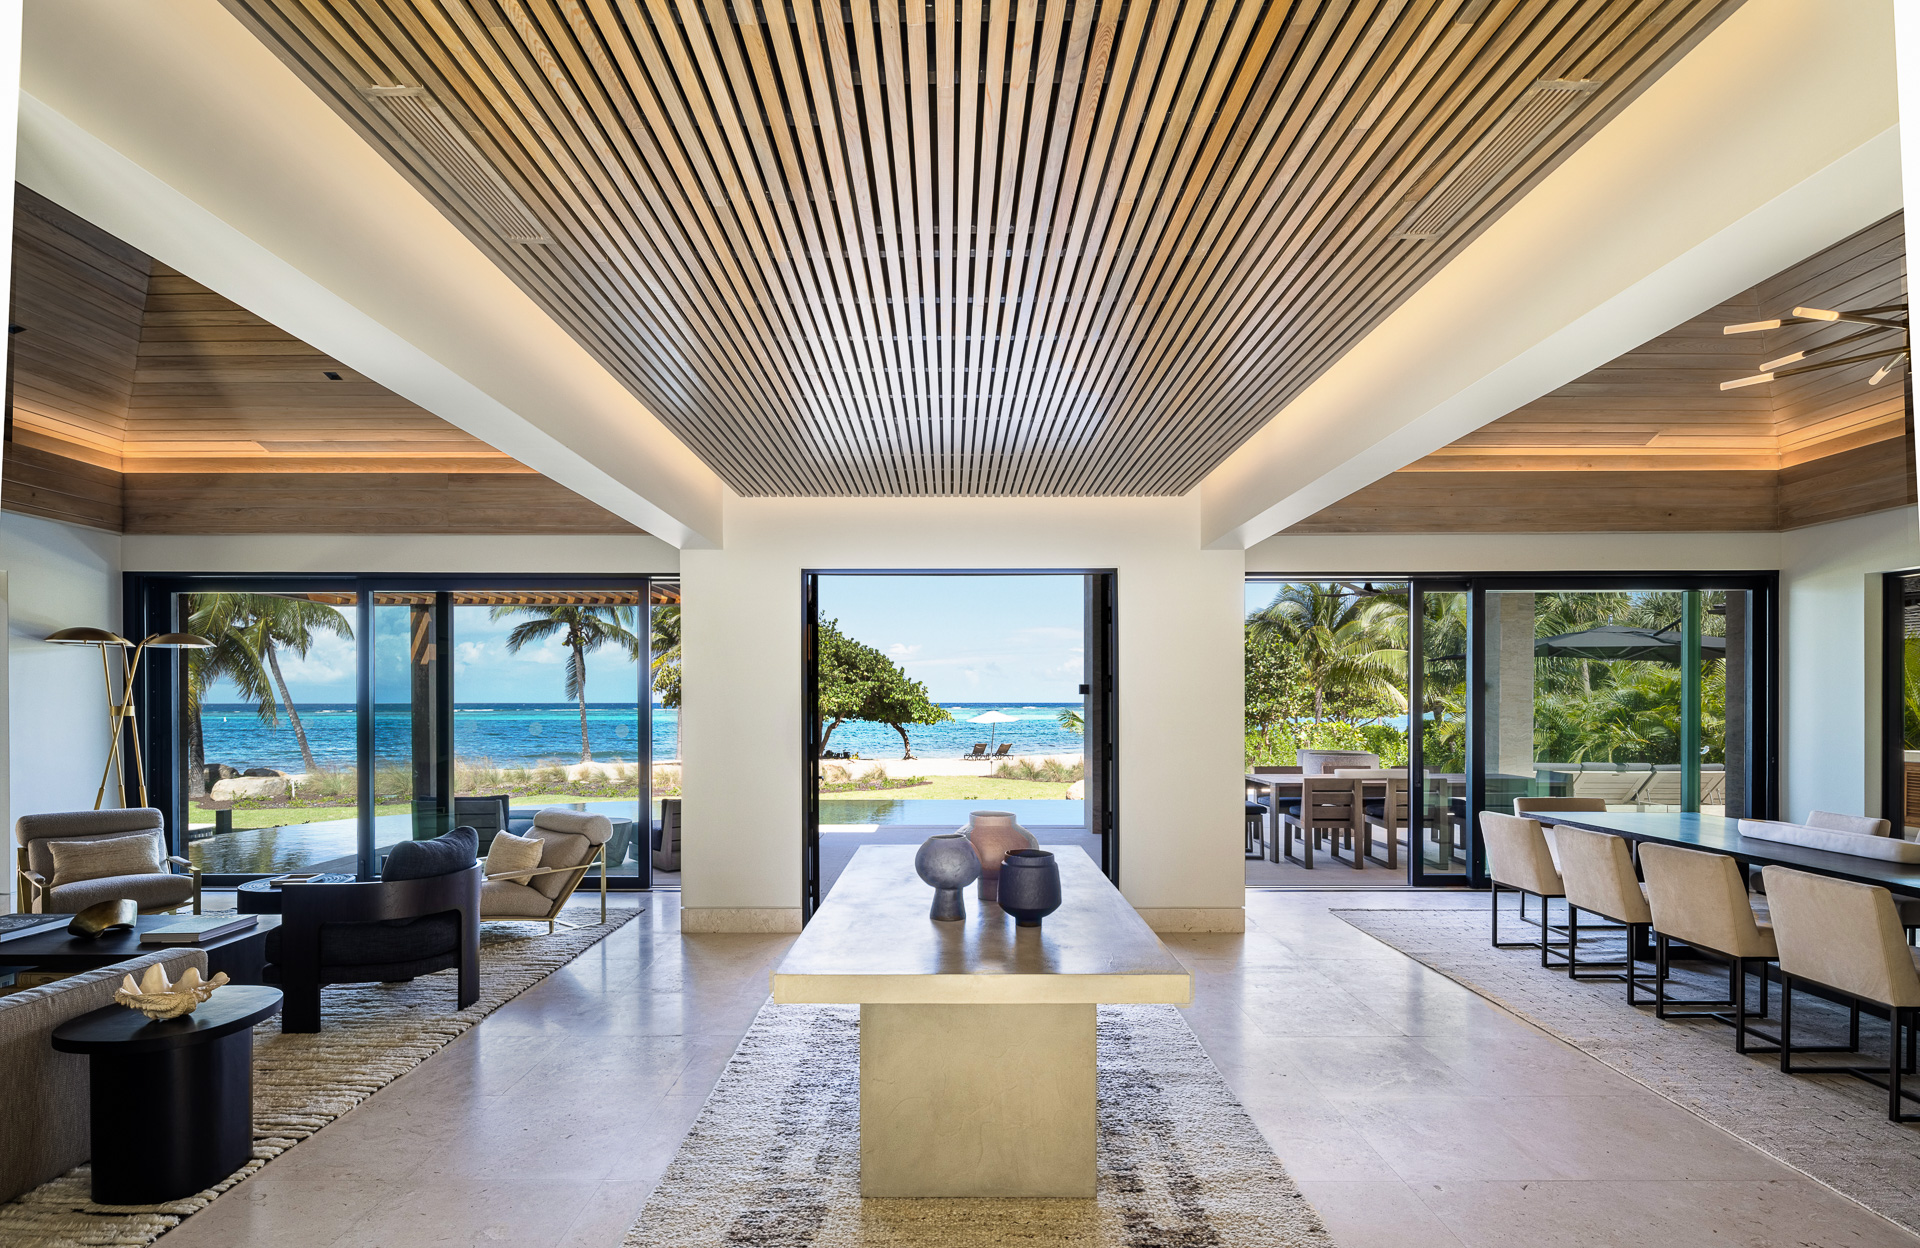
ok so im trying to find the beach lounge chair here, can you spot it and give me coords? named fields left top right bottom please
left=987, top=744, right=1013, bottom=760
left=963, top=743, right=989, bottom=760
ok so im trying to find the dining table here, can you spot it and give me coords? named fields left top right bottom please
left=1529, top=810, right=1920, bottom=898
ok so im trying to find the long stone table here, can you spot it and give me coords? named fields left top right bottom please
left=770, top=844, right=1192, bottom=1197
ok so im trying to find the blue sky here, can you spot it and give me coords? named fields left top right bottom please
left=204, top=605, right=644, bottom=705
left=817, top=574, right=1083, bottom=703
left=205, top=579, right=1080, bottom=706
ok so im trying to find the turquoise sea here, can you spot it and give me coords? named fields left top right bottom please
left=198, top=701, right=1086, bottom=772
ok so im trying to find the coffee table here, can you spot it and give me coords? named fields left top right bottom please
left=771, top=845, right=1190, bottom=1197
left=54, top=985, right=282, bottom=1203
left=236, top=873, right=356, bottom=914
left=0, top=914, right=278, bottom=985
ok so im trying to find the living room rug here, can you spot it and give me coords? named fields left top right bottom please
left=1336, top=904, right=1920, bottom=1236
left=0, top=904, right=640, bottom=1248
left=623, top=1002, right=1337, bottom=1247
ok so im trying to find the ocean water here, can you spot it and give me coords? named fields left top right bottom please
left=197, top=701, right=1085, bottom=772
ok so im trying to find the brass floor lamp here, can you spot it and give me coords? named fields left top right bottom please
left=46, top=627, right=213, bottom=809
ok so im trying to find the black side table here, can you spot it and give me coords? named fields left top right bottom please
left=52, top=985, right=283, bottom=1203
left=236, top=874, right=356, bottom=914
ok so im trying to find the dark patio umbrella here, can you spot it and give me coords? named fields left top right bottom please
left=1534, top=625, right=1726, bottom=663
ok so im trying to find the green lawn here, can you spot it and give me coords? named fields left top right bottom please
left=824, top=777, right=1075, bottom=802
left=190, top=792, right=648, bottom=831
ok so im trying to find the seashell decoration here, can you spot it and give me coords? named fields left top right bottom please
left=113, top=964, right=230, bottom=1021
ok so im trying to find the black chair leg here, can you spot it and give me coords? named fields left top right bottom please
left=1893, top=1008, right=1906, bottom=1123
left=1778, top=973, right=1793, bottom=1072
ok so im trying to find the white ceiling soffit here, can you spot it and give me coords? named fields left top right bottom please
left=1201, top=0, right=1901, bottom=550
left=16, top=0, right=723, bottom=549
left=214, top=0, right=1738, bottom=498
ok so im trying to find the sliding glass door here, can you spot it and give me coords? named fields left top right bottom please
left=1251, top=570, right=1777, bottom=888
left=129, top=573, right=661, bottom=887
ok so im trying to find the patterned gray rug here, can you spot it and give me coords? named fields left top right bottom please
left=0, top=905, right=640, bottom=1248
left=625, top=1002, right=1337, bottom=1247
left=1337, top=903, right=1920, bottom=1237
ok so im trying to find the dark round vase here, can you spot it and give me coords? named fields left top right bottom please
left=995, top=849, right=1062, bottom=927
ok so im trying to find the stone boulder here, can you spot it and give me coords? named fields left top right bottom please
left=1065, top=779, right=1085, bottom=800
left=211, top=776, right=290, bottom=801
left=203, top=764, right=241, bottom=787
left=242, top=767, right=287, bottom=778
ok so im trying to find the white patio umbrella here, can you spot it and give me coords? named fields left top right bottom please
left=968, top=710, right=1018, bottom=754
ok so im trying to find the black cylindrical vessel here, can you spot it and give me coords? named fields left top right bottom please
left=996, top=849, right=1062, bottom=927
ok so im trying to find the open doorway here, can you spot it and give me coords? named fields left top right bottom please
left=801, top=571, right=1116, bottom=918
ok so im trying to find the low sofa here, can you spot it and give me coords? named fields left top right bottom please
left=0, top=948, right=206, bottom=1202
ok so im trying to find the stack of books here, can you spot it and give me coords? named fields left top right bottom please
left=139, top=915, right=259, bottom=945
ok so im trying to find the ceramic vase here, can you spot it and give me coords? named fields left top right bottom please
left=914, top=833, right=982, bottom=922
left=996, top=849, right=1062, bottom=928
left=963, top=811, right=1038, bottom=905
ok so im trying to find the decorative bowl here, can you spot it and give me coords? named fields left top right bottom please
left=113, top=963, right=229, bottom=1021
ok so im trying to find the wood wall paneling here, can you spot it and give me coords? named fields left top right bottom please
left=121, top=472, right=642, bottom=534
left=0, top=441, right=125, bottom=531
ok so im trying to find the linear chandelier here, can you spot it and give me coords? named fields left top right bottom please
left=1720, top=303, right=1909, bottom=391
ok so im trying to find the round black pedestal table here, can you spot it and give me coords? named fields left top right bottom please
left=236, top=874, right=355, bottom=914
left=52, top=985, right=283, bottom=1204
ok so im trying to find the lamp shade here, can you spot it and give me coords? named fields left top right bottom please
left=142, top=632, right=215, bottom=649
left=44, top=627, right=132, bottom=647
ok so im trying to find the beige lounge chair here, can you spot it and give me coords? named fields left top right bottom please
left=480, top=809, right=611, bottom=933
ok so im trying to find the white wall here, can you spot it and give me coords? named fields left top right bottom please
left=679, top=493, right=1245, bottom=933
left=1246, top=530, right=1783, bottom=574
left=2, top=513, right=125, bottom=901
left=1780, top=509, right=1920, bottom=822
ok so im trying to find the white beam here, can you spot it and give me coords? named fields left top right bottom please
left=18, top=0, right=723, bottom=549
left=1201, top=0, right=1900, bottom=550
left=1895, top=0, right=1920, bottom=539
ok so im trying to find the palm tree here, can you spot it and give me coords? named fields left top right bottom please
left=491, top=604, right=640, bottom=763
left=650, top=602, right=681, bottom=709
left=185, top=593, right=354, bottom=789
left=1247, top=584, right=1407, bottom=727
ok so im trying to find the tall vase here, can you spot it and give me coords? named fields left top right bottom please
left=914, top=833, right=981, bottom=922
left=963, top=811, right=1037, bottom=905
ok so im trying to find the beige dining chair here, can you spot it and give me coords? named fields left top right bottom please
left=1478, top=812, right=1567, bottom=966
left=1552, top=825, right=1653, bottom=1003
left=1512, top=796, right=1610, bottom=879
left=1639, top=843, right=1778, bottom=1054
left=1280, top=776, right=1362, bottom=870
left=1761, top=865, right=1920, bottom=1121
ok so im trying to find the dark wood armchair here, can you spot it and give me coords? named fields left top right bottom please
left=267, top=864, right=481, bottom=1033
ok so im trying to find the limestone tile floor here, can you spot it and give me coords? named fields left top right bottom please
left=155, top=889, right=1918, bottom=1247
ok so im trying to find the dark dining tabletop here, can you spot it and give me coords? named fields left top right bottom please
left=1533, top=810, right=1920, bottom=898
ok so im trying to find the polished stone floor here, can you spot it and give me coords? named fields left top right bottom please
left=157, top=890, right=1917, bottom=1247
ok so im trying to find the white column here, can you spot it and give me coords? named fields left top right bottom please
left=0, top=0, right=25, bottom=907
left=1897, top=0, right=1920, bottom=535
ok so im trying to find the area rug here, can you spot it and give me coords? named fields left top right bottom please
left=1336, top=903, right=1920, bottom=1235
left=624, top=1002, right=1337, bottom=1247
left=0, top=904, right=641, bottom=1248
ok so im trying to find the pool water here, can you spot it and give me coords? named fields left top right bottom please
left=818, top=798, right=1084, bottom=827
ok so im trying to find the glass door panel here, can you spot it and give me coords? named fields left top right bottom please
left=369, top=592, right=450, bottom=874
left=446, top=588, right=648, bottom=886
left=1410, top=583, right=1470, bottom=882
left=177, top=590, right=361, bottom=877
left=1485, top=588, right=1754, bottom=819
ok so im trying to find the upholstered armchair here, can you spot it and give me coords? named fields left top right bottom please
left=263, top=827, right=480, bottom=1033
left=481, top=808, right=610, bottom=932
left=14, top=809, right=199, bottom=915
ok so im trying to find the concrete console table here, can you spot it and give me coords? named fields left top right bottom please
left=771, top=845, right=1191, bottom=1197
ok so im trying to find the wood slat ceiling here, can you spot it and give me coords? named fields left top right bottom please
left=226, top=0, right=1738, bottom=496
left=1412, top=212, right=1907, bottom=472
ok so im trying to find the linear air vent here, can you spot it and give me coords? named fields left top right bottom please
left=1393, top=78, right=1601, bottom=241
left=361, top=85, right=550, bottom=244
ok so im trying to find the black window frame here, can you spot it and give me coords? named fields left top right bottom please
left=124, top=570, right=666, bottom=889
